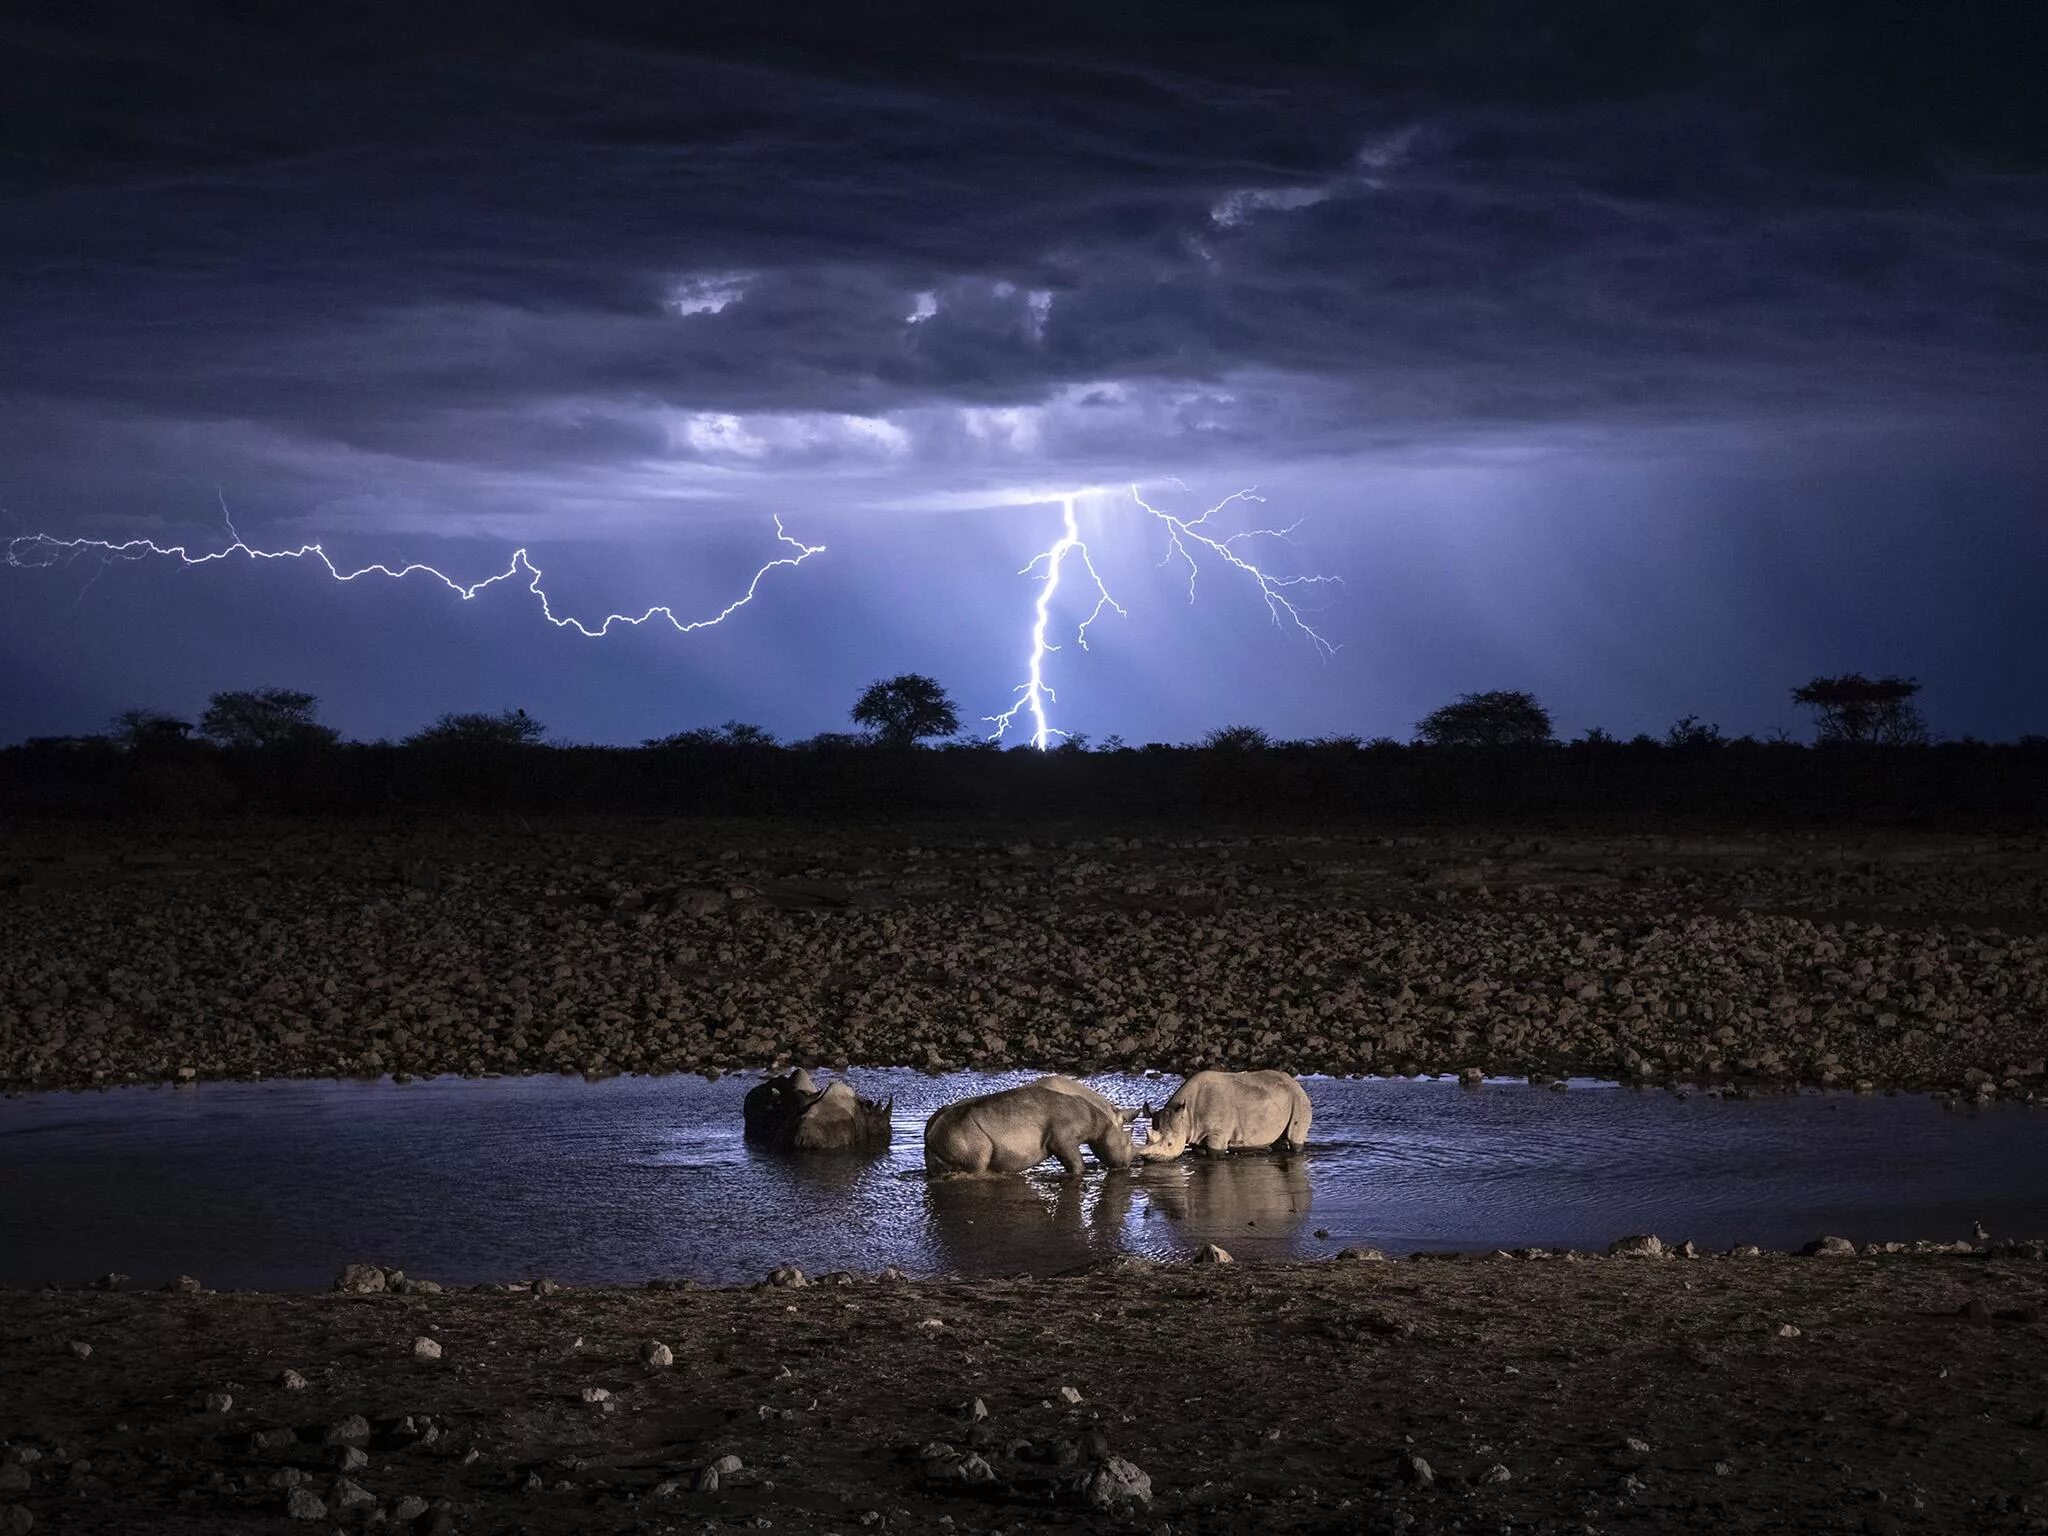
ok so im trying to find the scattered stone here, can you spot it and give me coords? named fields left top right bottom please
left=334, top=1265, right=387, bottom=1294
left=1480, top=1463, right=1513, bottom=1484
left=1058, top=1385, right=1084, bottom=1405
left=1715, top=1461, right=1735, bottom=1476
left=1070, top=1456, right=1152, bottom=1509
left=286, top=1487, right=326, bottom=1521
left=252, top=1426, right=300, bottom=1451
left=270, top=1468, right=307, bottom=1489
left=0, top=1509, right=29, bottom=1536
left=1624, top=1437, right=1653, bottom=1454
left=1775, top=1323, right=1803, bottom=1339
left=1802, top=1236, right=1858, bottom=1258
left=579, top=1386, right=612, bottom=1405
left=1334, top=1247, right=1386, bottom=1263
left=324, top=1414, right=371, bottom=1445
left=968, top=1397, right=989, bottom=1422
left=1608, top=1234, right=1666, bottom=1259
left=766, top=1265, right=808, bottom=1288
left=533, top=1277, right=563, bottom=1296
left=331, top=1477, right=374, bottom=1510
left=65, top=1341, right=90, bottom=1360
left=164, top=1274, right=202, bottom=1294
left=392, top=1495, right=429, bottom=1522
left=412, top=1335, right=442, bottom=1361
left=203, top=1390, right=233, bottom=1414
left=694, top=1463, right=722, bottom=1493
left=0, top=1472, right=24, bottom=1496
left=1957, top=1298, right=1993, bottom=1324
left=278, top=1369, right=308, bottom=1390
left=1400, top=1453, right=1435, bottom=1487
left=641, top=1340, right=674, bottom=1368
left=712, top=1455, right=744, bottom=1476
left=1196, top=1243, right=1233, bottom=1264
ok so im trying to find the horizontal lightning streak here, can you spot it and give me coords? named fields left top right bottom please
left=5, top=517, right=826, bottom=638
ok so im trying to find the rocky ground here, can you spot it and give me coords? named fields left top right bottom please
left=3, top=1246, right=2046, bottom=1535
left=2, top=820, right=2046, bottom=1096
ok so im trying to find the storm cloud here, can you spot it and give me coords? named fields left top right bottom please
left=3, top=2, right=2044, bottom=744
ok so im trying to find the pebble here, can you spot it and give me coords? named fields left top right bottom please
left=1607, top=1234, right=1666, bottom=1259
left=641, top=1340, right=674, bottom=1368
left=1334, top=1247, right=1386, bottom=1263
left=393, top=1495, right=429, bottom=1521
left=1802, top=1236, right=1858, bottom=1258
left=579, top=1386, right=612, bottom=1405
left=324, top=1414, right=371, bottom=1445
left=766, top=1265, right=808, bottom=1289
left=412, top=1335, right=443, bottom=1361
left=339, top=1447, right=368, bottom=1472
left=1196, top=1243, right=1233, bottom=1264
left=1775, top=1323, right=1804, bottom=1339
left=284, top=1490, right=323, bottom=1531
left=332, top=1477, right=374, bottom=1510
left=334, top=1263, right=388, bottom=1294
left=0, top=1508, right=31, bottom=1536
left=286, top=1487, right=327, bottom=1520
left=1400, top=1453, right=1435, bottom=1487
left=252, top=1427, right=300, bottom=1451
left=1059, top=1385, right=1084, bottom=1404
left=203, top=1391, right=233, bottom=1414
left=1480, top=1463, right=1513, bottom=1484
left=65, top=1341, right=90, bottom=1361
left=279, top=1369, right=308, bottom=1390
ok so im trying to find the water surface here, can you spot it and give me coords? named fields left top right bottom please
left=2, top=1071, right=2042, bottom=1289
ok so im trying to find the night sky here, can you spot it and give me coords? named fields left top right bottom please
left=4, top=2, right=2044, bottom=747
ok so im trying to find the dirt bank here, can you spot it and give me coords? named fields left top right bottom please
left=3, top=820, right=2045, bottom=1095
left=3, top=1247, right=2045, bottom=1535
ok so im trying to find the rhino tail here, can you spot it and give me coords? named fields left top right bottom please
left=1283, top=1091, right=1312, bottom=1151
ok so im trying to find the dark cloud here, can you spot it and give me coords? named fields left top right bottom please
left=2, top=1, right=2042, bottom=512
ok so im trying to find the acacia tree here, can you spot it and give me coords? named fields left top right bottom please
left=199, top=688, right=338, bottom=749
left=1791, top=674, right=1928, bottom=745
left=109, top=708, right=193, bottom=750
left=850, top=674, right=959, bottom=747
left=1414, top=690, right=1553, bottom=747
left=405, top=708, right=547, bottom=749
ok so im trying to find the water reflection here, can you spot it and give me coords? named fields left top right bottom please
left=2, top=1071, right=2045, bottom=1289
left=1135, top=1155, right=1313, bottom=1252
left=924, top=1172, right=1138, bottom=1273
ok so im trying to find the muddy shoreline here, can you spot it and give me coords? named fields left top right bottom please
left=4, top=820, right=2044, bottom=1098
left=4, top=1247, right=2046, bottom=1535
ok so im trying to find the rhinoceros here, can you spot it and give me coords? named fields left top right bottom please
left=924, top=1076, right=1145, bottom=1175
left=1136, top=1069, right=1311, bottom=1159
left=743, top=1068, right=892, bottom=1153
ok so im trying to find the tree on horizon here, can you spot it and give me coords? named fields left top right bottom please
left=1791, top=674, right=1928, bottom=746
left=850, top=674, right=960, bottom=747
left=1414, top=690, right=1554, bottom=747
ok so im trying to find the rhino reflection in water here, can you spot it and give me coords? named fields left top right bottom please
left=1138, top=1155, right=1313, bottom=1248
left=925, top=1169, right=1137, bottom=1272
left=742, top=1068, right=892, bottom=1153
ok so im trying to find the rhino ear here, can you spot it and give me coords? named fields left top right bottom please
left=1118, top=1104, right=1143, bottom=1126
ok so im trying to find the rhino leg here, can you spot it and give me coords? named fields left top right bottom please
left=1051, top=1140, right=1085, bottom=1177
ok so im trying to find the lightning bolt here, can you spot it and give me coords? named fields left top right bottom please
left=987, top=483, right=1340, bottom=749
left=6, top=511, right=825, bottom=638
left=985, top=492, right=1126, bottom=749
left=1130, top=483, right=1341, bottom=659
